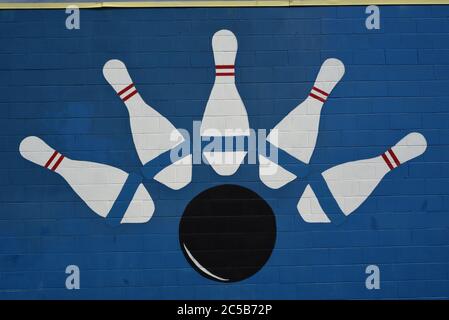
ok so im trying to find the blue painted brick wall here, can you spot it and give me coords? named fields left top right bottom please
left=1, top=5, right=449, bottom=299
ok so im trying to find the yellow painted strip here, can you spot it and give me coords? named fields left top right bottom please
left=0, top=0, right=449, bottom=9
left=0, top=2, right=102, bottom=9
left=105, top=1, right=290, bottom=7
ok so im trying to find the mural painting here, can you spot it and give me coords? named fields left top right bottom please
left=17, top=28, right=427, bottom=284
left=0, top=5, right=447, bottom=299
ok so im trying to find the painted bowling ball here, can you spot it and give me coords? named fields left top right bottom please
left=179, top=184, right=276, bottom=282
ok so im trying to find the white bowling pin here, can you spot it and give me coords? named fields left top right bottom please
left=298, top=132, right=427, bottom=223
left=258, top=154, right=297, bottom=190
left=297, top=185, right=330, bottom=223
left=200, top=29, right=250, bottom=176
left=267, top=58, right=345, bottom=164
left=19, top=136, right=154, bottom=224
left=154, top=154, right=193, bottom=190
left=103, top=59, right=185, bottom=166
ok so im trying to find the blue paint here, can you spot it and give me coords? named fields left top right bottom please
left=0, top=6, right=448, bottom=299
left=106, top=172, right=142, bottom=226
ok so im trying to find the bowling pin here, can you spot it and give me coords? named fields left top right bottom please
left=267, top=58, right=345, bottom=164
left=103, top=59, right=192, bottom=190
left=103, top=59, right=185, bottom=166
left=19, top=136, right=154, bottom=224
left=298, top=132, right=427, bottom=223
left=258, top=154, right=297, bottom=190
left=154, top=154, right=193, bottom=190
left=200, top=29, right=250, bottom=176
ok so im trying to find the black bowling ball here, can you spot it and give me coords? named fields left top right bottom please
left=179, top=184, right=276, bottom=282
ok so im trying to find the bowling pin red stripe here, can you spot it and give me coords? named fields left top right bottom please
left=382, top=153, right=394, bottom=170
left=122, top=90, right=138, bottom=102
left=45, top=151, right=64, bottom=171
left=309, top=86, right=329, bottom=103
left=216, top=65, right=235, bottom=76
left=388, top=149, right=401, bottom=167
left=216, top=65, right=234, bottom=69
left=382, top=149, right=401, bottom=171
left=117, top=83, right=137, bottom=102
left=45, top=151, right=58, bottom=168
left=51, top=155, right=65, bottom=171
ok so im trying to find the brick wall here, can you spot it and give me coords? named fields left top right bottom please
left=0, top=5, right=448, bottom=299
